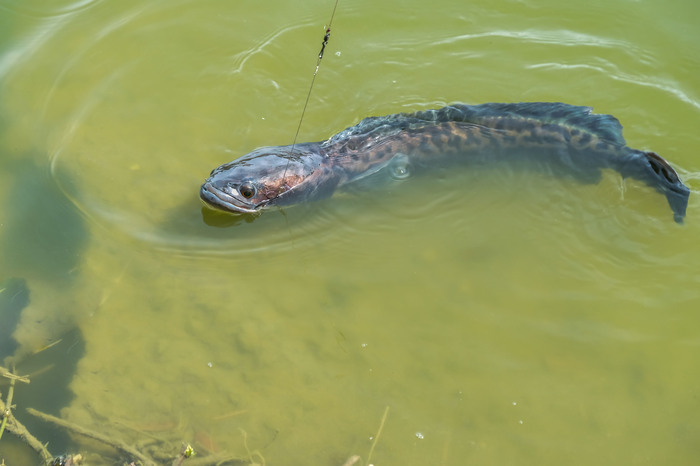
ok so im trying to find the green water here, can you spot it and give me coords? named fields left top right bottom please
left=1, top=0, right=699, bottom=464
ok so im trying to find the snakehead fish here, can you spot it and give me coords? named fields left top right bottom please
left=200, top=102, right=690, bottom=222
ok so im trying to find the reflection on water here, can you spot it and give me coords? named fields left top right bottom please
left=0, top=0, right=699, bottom=464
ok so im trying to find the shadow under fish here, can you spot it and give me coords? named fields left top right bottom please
left=200, top=102, right=690, bottom=223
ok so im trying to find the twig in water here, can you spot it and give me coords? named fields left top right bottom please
left=0, top=365, right=30, bottom=384
left=0, top=369, right=16, bottom=440
left=212, top=409, right=248, bottom=421
left=366, top=406, right=390, bottom=466
left=240, top=428, right=266, bottom=466
left=0, top=367, right=53, bottom=464
left=26, top=408, right=155, bottom=466
left=341, top=455, right=361, bottom=466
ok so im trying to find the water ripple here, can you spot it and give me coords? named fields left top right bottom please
left=527, top=62, right=700, bottom=112
left=432, top=28, right=632, bottom=49
left=0, top=0, right=104, bottom=18
left=226, top=23, right=311, bottom=77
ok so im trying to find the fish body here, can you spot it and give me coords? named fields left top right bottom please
left=200, top=102, right=690, bottom=222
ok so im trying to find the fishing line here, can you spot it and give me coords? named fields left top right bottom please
left=282, top=0, right=340, bottom=178
left=290, top=0, right=339, bottom=154
left=277, top=0, right=339, bottom=258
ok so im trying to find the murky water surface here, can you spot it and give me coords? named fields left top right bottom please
left=1, top=0, right=699, bottom=464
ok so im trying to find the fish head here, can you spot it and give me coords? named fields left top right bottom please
left=200, top=144, right=329, bottom=214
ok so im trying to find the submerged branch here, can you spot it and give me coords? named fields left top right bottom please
left=0, top=365, right=30, bottom=384
left=366, top=405, right=390, bottom=466
left=0, top=367, right=53, bottom=464
left=0, top=370, right=15, bottom=440
left=341, top=455, right=361, bottom=466
left=27, top=407, right=155, bottom=465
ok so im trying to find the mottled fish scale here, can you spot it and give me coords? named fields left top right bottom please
left=325, top=102, right=625, bottom=147
left=325, top=105, right=619, bottom=181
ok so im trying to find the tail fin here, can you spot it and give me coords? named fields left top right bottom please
left=641, top=151, right=689, bottom=223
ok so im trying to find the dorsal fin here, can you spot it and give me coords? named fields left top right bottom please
left=445, top=103, right=626, bottom=146
left=325, top=102, right=627, bottom=147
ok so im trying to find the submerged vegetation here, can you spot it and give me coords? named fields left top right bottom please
left=2, top=366, right=390, bottom=465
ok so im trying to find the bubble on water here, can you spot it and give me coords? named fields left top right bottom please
left=415, top=432, right=424, bottom=439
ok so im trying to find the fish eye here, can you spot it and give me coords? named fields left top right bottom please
left=239, top=183, right=256, bottom=199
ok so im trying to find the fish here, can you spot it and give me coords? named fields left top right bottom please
left=200, top=102, right=690, bottom=223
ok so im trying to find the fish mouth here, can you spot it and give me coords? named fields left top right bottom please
left=199, top=183, right=263, bottom=214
